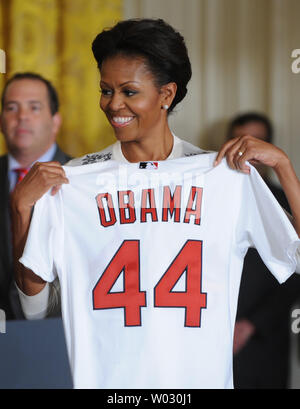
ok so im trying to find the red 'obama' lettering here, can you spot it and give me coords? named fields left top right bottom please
left=96, top=185, right=203, bottom=227
left=118, top=190, right=136, bottom=224
left=141, top=188, right=158, bottom=222
left=183, top=187, right=203, bottom=225
left=96, top=193, right=117, bottom=227
left=162, top=185, right=182, bottom=222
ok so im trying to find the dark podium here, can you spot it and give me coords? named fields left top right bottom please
left=0, top=317, right=73, bottom=389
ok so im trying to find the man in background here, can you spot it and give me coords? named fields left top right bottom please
left=0, top=72, right=70, bottom=320
left=227, top=112, right=300, bottom=388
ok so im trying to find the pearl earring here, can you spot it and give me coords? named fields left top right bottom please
left=162, top=105, right=169, bottom=110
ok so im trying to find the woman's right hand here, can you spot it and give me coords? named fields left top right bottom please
left=11, top=161, right=69, bottom=213
left=10, top=161, right=69, bottom=296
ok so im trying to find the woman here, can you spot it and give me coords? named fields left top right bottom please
left=12, top=19, right=300, bottom=388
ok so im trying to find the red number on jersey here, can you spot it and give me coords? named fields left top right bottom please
left=93, top=240, right=207, bottom=327
left=154, top=240, right=207, bottom=327
left=92, top=240, right=146, bottom=326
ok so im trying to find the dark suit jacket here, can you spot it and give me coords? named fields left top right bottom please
left=0, top=146, right=71, bottom=320
left=234, top=180, right=300, bottom=388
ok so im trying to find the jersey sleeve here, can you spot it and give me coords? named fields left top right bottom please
left=19, top=190, right=63, bottom=283
left=236, top=166, right=300, bottom=283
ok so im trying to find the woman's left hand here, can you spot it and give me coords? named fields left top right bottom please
left=214, top=134, right=289, bottom=174
left=214, top=134, right=300, bottom=239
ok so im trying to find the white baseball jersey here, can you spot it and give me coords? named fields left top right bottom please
left=16, top=135, right=206, bottom=319
left=20, top=153, right=299, bottom=389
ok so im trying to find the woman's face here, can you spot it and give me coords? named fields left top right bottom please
left=99, top=55, right=167, bottom=143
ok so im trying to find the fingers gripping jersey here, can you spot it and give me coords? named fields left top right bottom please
left=20, top=154, right=300, bottom=389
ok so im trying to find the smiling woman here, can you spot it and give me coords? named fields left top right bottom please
left=10, top=18, right=300, bottom=390
left=66, top=18, right=198, bottom=165
left=99, top=56, right=176, bottom=161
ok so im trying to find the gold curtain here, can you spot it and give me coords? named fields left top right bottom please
left=0, top=0, right=122, bottom=157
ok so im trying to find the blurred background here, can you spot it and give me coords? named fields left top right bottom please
left=0, top=0, right=300, bottom=388
left=0, top=0, right=122, bottom=156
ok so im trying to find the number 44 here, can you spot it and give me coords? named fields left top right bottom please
left=93, top=240, right=207, bottom=328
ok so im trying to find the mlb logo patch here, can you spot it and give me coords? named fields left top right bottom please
left=139, top=161, right=158, bottom=169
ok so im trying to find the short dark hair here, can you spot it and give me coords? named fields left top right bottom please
left=92, top=18, right=192, bottom=113
left=1, top=72, right=59, bottom=115
left=226, top=112, right=273, bottom=144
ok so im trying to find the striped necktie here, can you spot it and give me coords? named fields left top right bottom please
left=14, top=167, right=29, bottom=185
